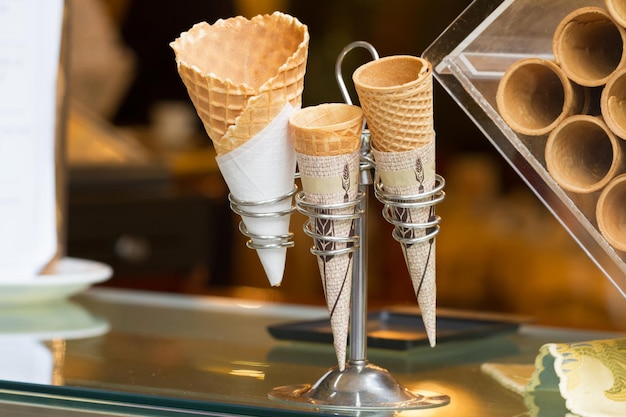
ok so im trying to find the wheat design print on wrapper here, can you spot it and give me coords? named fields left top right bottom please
left=393, top=157, right=426, bottom=249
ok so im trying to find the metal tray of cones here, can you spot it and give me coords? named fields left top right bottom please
left=423, top=0, right=626, bottom=297
left=267, top=308, right=523, bottom=350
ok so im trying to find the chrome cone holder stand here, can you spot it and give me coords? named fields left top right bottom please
left=266, top=42, right=450, bottom=411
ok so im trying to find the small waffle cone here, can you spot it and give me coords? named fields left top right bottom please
left=597, top=174, right=626, bottom=252
left=545, top=115, right=624, bottom=194
left=353, top=55, right=433, bottom=152
left=170, top=12, right=309, bottom=155
left=373, top=137, right=438, bottom=347
left=289, top=104, right=363, bottom=370
left=290, top=103, right=363, bottom=156
left=601, top=67, right=626, bottom=140
left=496, top=58, right=587, bottom=136
left=606, top=0, right=626, bottom=27
left=553, top=7, right=626, bottom=87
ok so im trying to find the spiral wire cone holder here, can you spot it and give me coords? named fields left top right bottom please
left=267, top=42, right=450, bottom=411
left=375, top=175, right=446, bottom=245
left=228, top=186, right=298, bottom=250
left=295, top=192, right=364, bottom=256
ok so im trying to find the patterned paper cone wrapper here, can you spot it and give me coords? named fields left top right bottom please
left=289, top=103, right=363, bottom=370
left=373, top=137, right=437, bottom=347
left=353, top=55, right=433, bottom=152
left=296, top=151, right=360, bottom=370
left=171, top=12, right=309, bottom=287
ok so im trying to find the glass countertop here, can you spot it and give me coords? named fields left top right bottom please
left=0, top=287, right=620, bottom=416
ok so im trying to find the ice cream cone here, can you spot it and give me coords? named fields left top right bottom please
left=606, top=0, right=626, bottom=28
left=289, top=103, right=363, bottom=370
left=496, top=58, right=587, bottom=136
left=601, top=67, right=626, bottom=139
left=553, top=7, right=626, bottom=87
left=546, top=115, right=625, bottom=194
left=171, top=12, right=309, bottom=287
left=353, top=55, right=433, bottom=151
left=597, top=174, right=626, bottom=252
left=354, top=55, right=439, bottom=346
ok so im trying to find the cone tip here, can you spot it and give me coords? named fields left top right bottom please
left=257, top=248, right=287, bottom=287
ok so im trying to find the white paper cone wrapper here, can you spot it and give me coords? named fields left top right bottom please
left=216, top=103, right=297, bottom=286
left=297, top=151, right=360, bottom=370
left=373, top=139, right=437, bottom=347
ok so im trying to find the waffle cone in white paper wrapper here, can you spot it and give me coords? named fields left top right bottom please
left=171, top=12, right=309, bottom=287
left=353, top=55, right=433, bottom=152
left=372, top=138, right=438, bottom=347
left=289, top=104, right=363, bottom=370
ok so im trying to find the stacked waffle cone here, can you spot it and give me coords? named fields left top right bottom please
left=289, top=103, right=363, bottom=370
left=354, top=55, right=439, bottom=347
left=171, top=12, right=309, bottom=287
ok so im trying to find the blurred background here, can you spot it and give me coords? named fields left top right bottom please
left=64, top=0, right=626, bottom=331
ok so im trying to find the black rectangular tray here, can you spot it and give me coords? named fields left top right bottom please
left=267, top=308, right=524, bottom=351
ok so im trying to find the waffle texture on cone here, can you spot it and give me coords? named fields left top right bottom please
left=289, top=103, right=363, bottom=156
left=353, top=55, right=433, bottom=152
left=171, top=12, right=309, bottom=154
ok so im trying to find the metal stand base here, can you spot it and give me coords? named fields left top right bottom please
left=269, top=361, right=450, bottom=411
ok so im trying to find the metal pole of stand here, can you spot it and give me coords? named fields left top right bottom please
left=338, top=43, right=378, bottom=366
left=349, top=169, right=372, bottom=364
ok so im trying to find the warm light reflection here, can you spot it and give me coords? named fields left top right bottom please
left=228, top=369, right=266, bottom=380
left=231, top=360, right=269, bottom=368
left=401, top=381, right=482, bottom=416
left=236, top=302, right=264, bottom=309
left=50, top=339, right=66, bottom=386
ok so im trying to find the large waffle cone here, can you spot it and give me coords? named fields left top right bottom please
left=170, top=12, right=309, bottom=155
left=353, top=55, right=433, bottom=152
left=373, top=139, right=438, bottom=347
left=289, top=103, right=363, bottom=156
left=291, top=108, right=362, bottom=370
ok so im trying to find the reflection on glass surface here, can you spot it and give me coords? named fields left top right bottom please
left=0, top=288, right=619, bottom=416
left=0, top=340, right=52, bottom=385
left=0, top=300, right=108, bottom=389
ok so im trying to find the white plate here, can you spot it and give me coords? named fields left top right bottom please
left=0, top=257, right=112, bottom=306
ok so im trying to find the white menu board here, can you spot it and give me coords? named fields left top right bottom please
left=0, top=0, right=63, bottom=277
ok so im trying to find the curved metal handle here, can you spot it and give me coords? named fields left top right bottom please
left=335, top=41, right=379, bottom=105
